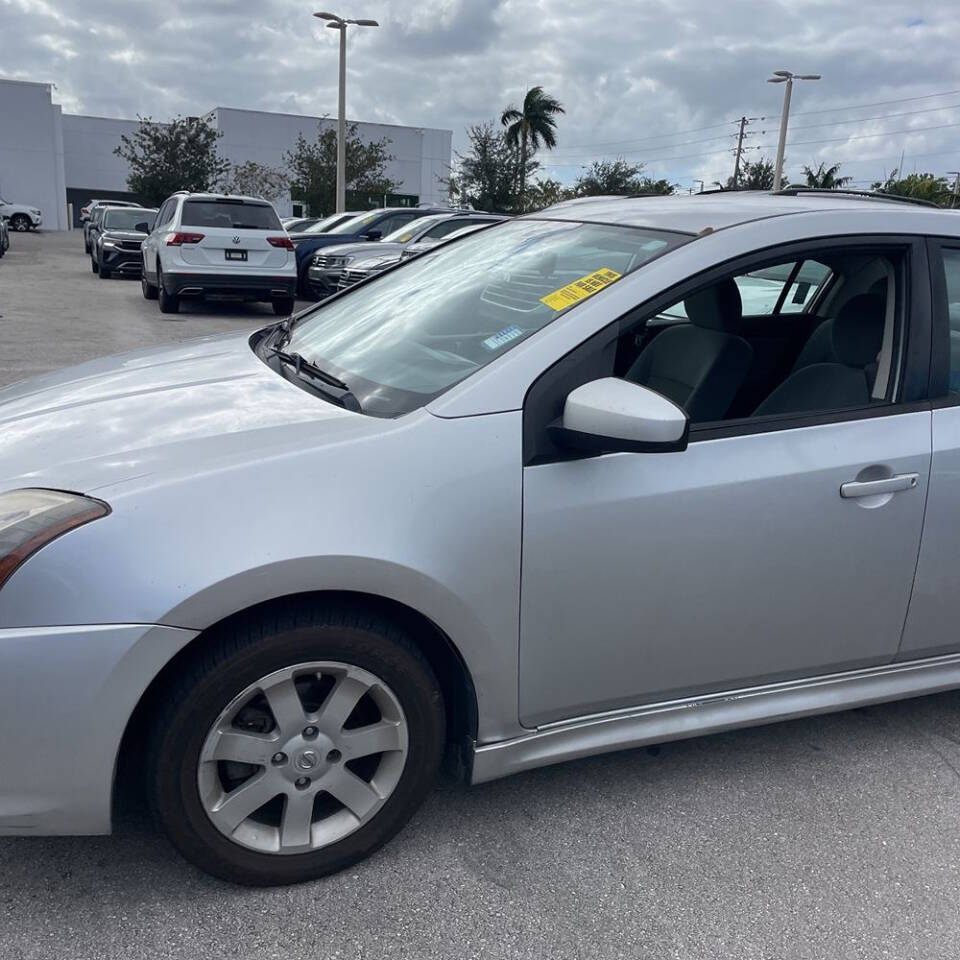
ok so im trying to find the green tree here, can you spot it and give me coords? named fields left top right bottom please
left=524, top=176, right=573, bottom=211
left=871, top=169, right=953, bottom=206
left=500, top=86, right=565, bottom=210
left=573, top=158, right=675, bottom=197
left=723, top=158, right=776, bottom=191
left=114, top=114, right=230, bottom=207
left=802, top=161, right=851, bottom=189
left=285, top=122, right=399, bottom=216
left=222, top=161, right=290, bottom=202
left=447, top=122, right=532, bottom=213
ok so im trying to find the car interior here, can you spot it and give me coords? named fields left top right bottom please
left=613, top=250, right=900, bottom=424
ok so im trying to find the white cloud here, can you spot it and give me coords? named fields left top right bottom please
left=0, top=0, right=958, bottom=190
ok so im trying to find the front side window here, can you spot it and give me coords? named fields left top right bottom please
left=423, top=218, right=479, bottom=240
left=380, top=215, right=444, bottom=244
left=180, top=200, right=281, bottom=230
left=283, top=219, right=688, bottom=417
left=327, top=209, right=386, bottom=235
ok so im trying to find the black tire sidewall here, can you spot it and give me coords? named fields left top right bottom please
left=150, top=622, right=444, bottom=886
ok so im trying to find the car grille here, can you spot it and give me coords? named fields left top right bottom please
left=313, top=254, right=345, bottom=269
left=119, top=240, right=142, bottom=251
left=481, top=272, right=559, bottom=312
left=337, top=268, right=369, bottom=290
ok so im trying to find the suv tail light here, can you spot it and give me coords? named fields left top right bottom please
left=167, top=232, right=205, bottom=246
left=267, top=236, right=295, bottom=250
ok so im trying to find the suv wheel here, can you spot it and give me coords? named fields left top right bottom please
left=157, top=266, right=180, bottom=314
left=272, top=297, right=296, bottom=317
left=141, top=273, right=159, bottom=300
left=91, top=256, right=99, bottom=274
left=84, top=237, right=91, bottom=254
left=99, top=262, right=112, bottom=280
left=148, top=604, right=444, bottom=886
left=9, top=214, right=30, bottom=232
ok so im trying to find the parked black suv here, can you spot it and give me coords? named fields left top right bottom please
left=91, top=207, right=157, bottom=279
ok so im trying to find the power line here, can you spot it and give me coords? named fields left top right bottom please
left=548, top=88, right=960, bottom=160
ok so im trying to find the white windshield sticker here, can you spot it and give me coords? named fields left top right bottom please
left=482, top=324, right=524, bottom=351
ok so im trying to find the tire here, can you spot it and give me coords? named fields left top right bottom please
left=272, top=297, right=296, bottom=317
left=10, top=214, right=30, bottom=232
left=141, top=273, right=158, bottom=300
left=297, top=263, right=313, bottom=300
left=157, top=266, right=179, bottom=314
left=147, top=603, right=444, bottom=886
left=99, top=264, right=112, bottom=279
left=91, top=256, right=99, bottom=274
left=84, top=239, right=91, bottom=254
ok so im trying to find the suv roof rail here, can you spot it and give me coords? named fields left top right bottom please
left=774, top=186, right=941, bottom=209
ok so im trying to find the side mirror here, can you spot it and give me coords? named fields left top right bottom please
left=135, top=221, right=150, bottom=233
left=551, top=378, right=689, bottom=454
left=364, top=229, right=382, bottom=240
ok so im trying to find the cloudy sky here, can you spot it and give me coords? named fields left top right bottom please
left=3, top=0, right=960, bottom=191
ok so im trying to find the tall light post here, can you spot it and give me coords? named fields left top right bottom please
left=767, top=70, right=820, bottom=192
left=314, top=11, right=379, bottom=213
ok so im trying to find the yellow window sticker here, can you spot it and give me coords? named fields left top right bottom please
left=540, top=268, right=622, bottom=311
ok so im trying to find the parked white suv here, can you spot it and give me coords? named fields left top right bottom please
left=0, top=197, right=42, bottom=232
left=140, top=192, right=297, bottom=315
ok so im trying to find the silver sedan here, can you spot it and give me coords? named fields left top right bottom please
left=2, top=190, right=960, bottom=885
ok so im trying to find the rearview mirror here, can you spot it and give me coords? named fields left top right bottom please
left=135, top=221, right=150, bottom=233
left=364, top=229, right=382, bottom=240
left=551, top=378, right=689, bottom=454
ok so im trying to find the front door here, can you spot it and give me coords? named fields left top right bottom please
left=519, top=239, right=932, bottom=727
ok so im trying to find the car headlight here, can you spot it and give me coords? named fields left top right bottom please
left=0, top=489, right=109, bottom=589
left=31, top=209, right=41, bottom=216
left=102, top=238, right=117, bottom=248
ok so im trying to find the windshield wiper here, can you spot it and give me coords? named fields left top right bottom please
left=262, top=343, right=362, bottom=412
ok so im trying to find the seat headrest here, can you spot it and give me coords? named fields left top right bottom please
left=683, top=279, right=743, bottom=333
left=832, top=293, right=886, bottom=367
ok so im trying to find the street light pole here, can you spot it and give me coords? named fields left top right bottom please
left=314, top=11, right=379, bottom=214
left=768, top=70, right=820, bottom=192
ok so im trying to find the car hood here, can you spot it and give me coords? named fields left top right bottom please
left=101, top=229, right=147, bottom=240
left=0, top=332, right=369, bottom=496
left=321, top=242, right=405, bottom=261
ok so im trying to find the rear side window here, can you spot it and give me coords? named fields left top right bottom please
left=181, top=201, right=281, bottom=231
left=940, top=248, right=960, bottom=393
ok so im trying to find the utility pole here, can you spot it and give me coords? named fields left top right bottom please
left=732, top=117, right=747, bottom=189
left=949, top=171, right=960, bottom=208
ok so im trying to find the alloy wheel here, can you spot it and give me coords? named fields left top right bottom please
left=197, top=661, right=409, bottom=855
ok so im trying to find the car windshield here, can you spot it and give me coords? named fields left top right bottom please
left=103, top=208, right=154, bottom=230
left=381, top=215, right=445, bottom=243
left=302, top=213, right=357, bottom=235
left=181, top=200, right=281, bottom=230
left=284, top=218, right=688, bottom=417
left=327, top=209, right=390, bottom=235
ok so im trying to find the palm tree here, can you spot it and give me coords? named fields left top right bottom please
left=500, top=86, right=565, bottom=210
left=802, top=162, right=852, bottom=189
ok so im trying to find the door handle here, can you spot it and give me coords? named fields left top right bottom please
left=840, top=473, right=919, bottom=499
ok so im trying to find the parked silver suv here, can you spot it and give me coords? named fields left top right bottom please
left=2, top=190, right=960, bottom=885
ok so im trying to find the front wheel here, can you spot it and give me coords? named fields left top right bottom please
left=141, top=273, right=158, bottom=300
left=99, top=263, right=112, bottom=279
left=148, top=605, right=444, bottom=886
left=9, top=214, right=30, bottom=232
left=91, top=256, right=99, bottom=274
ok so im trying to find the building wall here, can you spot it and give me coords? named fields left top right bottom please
left=211, top=107, right=452, bottom=216
left=0, top=76, right=452, bottom=229
left=62, top=114, right=143, bottom=195
left=0, top=79, right=69, bottom=229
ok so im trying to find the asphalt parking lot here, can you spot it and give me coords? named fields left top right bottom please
left=4, top=230, right=960, bottom=959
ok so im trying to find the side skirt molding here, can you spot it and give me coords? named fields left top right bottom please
left=470, top=653, right=960, bottom=783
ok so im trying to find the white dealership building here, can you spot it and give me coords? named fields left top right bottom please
left=0, top=77, right=453, bottom=230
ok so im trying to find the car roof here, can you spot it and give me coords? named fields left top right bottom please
left=175, top=193, right=275, bottom=204
left=533, top=190, right=959, bottom=235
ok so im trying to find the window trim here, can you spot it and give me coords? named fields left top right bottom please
left=522, top=234, right=932, bottom=465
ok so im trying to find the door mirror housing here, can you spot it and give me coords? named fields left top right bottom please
left=363, top=229, right=382, bottom=240
left=551, top=378, right=689, bottom=454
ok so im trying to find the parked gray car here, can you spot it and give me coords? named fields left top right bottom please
left=2, top=190, right=960, bottom=886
